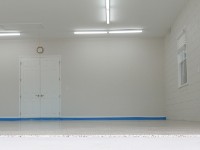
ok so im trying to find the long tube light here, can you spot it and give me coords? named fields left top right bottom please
left=74, top=29, right=143, bottom=35
left=106, top=0, right=110, bottom=24
left=0, top=32, right=21, bottom=36
left=109, top=30, right=143, bottom=34
left=74, top=31, right=108, bottom=35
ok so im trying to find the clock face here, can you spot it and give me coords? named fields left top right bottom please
left=37, top=46, right=44, bottom=54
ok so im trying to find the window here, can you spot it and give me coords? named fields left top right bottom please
left=177, top=30, right=188, bottom=88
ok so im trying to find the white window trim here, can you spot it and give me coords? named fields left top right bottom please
left=177, top=29, right=188, bottom=88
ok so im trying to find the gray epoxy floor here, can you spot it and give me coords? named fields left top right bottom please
left=0, top=120, right=200, bottom=135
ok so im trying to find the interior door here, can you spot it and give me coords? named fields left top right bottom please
left=40, top=57, right=60, bottom=117
left=20, top=56, right=61, bottom=118
left=20, top=58, right=41, bottom=118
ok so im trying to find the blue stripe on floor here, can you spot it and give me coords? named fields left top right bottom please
left=0, top=117, right=166, bottom=121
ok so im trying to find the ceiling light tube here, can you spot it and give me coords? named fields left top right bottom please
left=106, top=0, right=110, bottom=9
left=74, top=31, right=108, bottom=35
left=106, top=0, right=110, bottom=24
left=107, top=9, right=110, bottom=24
left=109, top=30, right=143, bottom=34
left=0, top=32, right=21, bottom=36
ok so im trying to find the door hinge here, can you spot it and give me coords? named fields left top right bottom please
left=20, top=62, right=22, bottom=65
left=20, top=78, right=22, bottom=82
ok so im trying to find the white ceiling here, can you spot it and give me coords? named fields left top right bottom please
left=0, top=0, right=188, bottom=38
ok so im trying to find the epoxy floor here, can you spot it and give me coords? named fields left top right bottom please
left=0, top=120, right=200, bottom=135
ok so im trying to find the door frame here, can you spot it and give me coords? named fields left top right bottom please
left=19, top=55, right=61, bottom=118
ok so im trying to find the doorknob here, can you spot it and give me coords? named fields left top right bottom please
left=40, top=94, right=44, bottom=97
left=35, top=94, right=40, bottom=97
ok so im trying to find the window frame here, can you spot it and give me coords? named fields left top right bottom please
left=177, top=30, right=188, bottom=88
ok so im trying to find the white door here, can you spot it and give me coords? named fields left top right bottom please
left=40, top=57, right=60, bottom=117
left=20, top=58, right=41, bottom=118
left=20, top=57, right=61, bottom=118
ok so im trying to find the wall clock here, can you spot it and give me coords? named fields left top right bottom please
left=37, top=46, right=44, bottom=54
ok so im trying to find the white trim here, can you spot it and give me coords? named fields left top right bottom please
left=177, top=31, right=186, bottom=50
left=176, top=27, right=186, bottom=40
left=59, top=57, right=62, bottom=117
left=19, top=59, right=22, bottom=117
left=177, top=48, right=188, bottom=88
left=177, top=28, right=188, bottom=88
left=178, top=83, right=189, bottom=89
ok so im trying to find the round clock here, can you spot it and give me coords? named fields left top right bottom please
left=37, top=46, right=44, bottom=54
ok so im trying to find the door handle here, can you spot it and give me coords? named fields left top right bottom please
left=35, top=94, right=44, bottom=97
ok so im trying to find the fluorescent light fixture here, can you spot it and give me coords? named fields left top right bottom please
left=109, top=30, right=143, bottom=34
left=74, top=29, right=143, bottom=35
left=107, top=9, right=110, bottom=24
left=74, top=31, right=108, bottom=35
left=106, top=0, right=110, bottom=9
left=0, top=32, right=21, bottom=36
left=106, top=0, right=110, bottom=24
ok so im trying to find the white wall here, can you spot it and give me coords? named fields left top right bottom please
left=0, top=37, right=164, bottom=117
left=164, top=0, right=200, bottom=121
